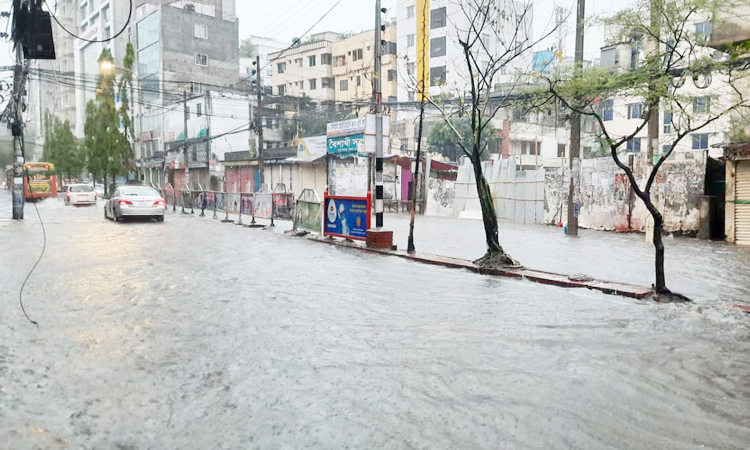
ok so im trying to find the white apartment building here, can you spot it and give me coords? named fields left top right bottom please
left=598, top=19, right=732, bottom=159
left=396, top=0, right=533, bottom=103
left=268, top=32, right=341, bottom=101
left=238, top=35, right=287, bottom=89
left=73, top=0, right=132, bottom=137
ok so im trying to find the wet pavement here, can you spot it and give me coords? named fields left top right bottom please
left=1, top=191, right=750, bottom=449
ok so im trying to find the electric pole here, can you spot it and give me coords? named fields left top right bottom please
left=255, top=55, right=264, bottom=188
left=11, top=44, right=26, bottom=220
left=182, top=90, right=189, bottom=213
left=567, top=0, right=585, bottom=237
left=373, top=0, right=384, bottom=229
left=647, top=0, right=662, bottom=167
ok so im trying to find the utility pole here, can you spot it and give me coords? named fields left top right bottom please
left=11, top=43, right=27, bottom=220
left=255, top=55, right=264, bottom=188
left=647, top=0, right=662, bottom=166
left=373, top=0, right=384, bottom=228
left=566, top=0, right=585, bottom=237
left=182, top=90, right=189, bottom=213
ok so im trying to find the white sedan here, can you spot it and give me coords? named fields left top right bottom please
left=104, top=186, right=167, bottom=222
left=64, top=184, right=98, bottom=206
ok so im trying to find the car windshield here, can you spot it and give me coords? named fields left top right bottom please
left=70, top=185, right=94, bottom=192
left=121, top=187, right=160, bottom=197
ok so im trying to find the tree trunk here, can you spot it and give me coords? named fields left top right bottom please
left=471, top=158, right=519, bottom=268
left=653, top=212, right=667, bottom=292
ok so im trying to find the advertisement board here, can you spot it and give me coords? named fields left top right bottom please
left=240, top=193, right=254, bottom=215
left=327, top=134, right=365, bottom=155
left=323, top=193, right=371, bottom=241
left=294, top=194, right=322, bottom=233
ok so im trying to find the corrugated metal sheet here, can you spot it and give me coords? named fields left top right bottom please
left=736, top=161, right=750, bottom=245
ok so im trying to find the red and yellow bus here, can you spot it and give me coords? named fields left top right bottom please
left=23, top=162, right=58, bottom=201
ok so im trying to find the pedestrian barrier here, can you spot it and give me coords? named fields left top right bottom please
left=253, top=184, right=273, bottom=220
left=272, top=183, right=295, bottom=221
left=293, top=189, right=322, bottom=234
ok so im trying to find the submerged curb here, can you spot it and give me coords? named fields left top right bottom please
left=305, top=235, right=654, bottom=300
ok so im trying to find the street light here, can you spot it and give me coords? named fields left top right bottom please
left=99, top=60, right=115, bottom=73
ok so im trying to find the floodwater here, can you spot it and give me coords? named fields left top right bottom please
left=1, top=191, right=749, bottom=449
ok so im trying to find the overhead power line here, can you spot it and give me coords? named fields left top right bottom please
left=43, top=0, right=133, bottom=44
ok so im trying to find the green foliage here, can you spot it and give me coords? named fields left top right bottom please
left=427, top=117, right=495, bottom=161
left=239, top=38, right=258, bottom=58
left=43, top=111, right=82, bottom=179
left=82, top=48, right=133, bottom=191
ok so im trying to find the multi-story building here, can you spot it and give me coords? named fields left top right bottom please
left=268, top=32, right=340, bottom=101
left=73, top=0, right=133, bottom=137
left=238, top=35, right=287, bottom=89
left=396, top=0, right=532, bottom=103
left=331, top=25, right=398, bottom=105
left=131, top=0, right=239, bottom=186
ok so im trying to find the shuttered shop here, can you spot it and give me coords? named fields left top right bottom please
left=736, top=160, right=750, bottom=245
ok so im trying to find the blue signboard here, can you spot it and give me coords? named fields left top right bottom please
left=324, top=195, right=370, bottom=240
left=327, top=133, right=365, bottom=155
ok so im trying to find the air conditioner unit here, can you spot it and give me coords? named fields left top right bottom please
left=184, top=3, right=196, bottom=12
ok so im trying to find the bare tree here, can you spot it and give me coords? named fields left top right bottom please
left=409, top=0, right=561, bottom=268
left=540, top=0, right=750, bottom=300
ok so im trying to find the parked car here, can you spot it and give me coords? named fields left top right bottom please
left=63, top=184, right=97, bottom=206
left=104, top=185, right=167, bottom=222
left=94, top=184, right=105, bottom=197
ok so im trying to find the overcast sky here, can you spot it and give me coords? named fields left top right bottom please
left=0, top=0, right=628, bottom=88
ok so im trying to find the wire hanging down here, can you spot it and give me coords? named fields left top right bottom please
left=44, top=0, right=132, bottom=44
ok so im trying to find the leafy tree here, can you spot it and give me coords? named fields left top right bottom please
left=427, top=117, right=495, bottom=161
left=81, top=48, right=132, bottom=195
left=42, top=111, right=83, bottom=181
left=538, top=0, right=750, bottom=300
left=239, top=38, right=258, bottom=58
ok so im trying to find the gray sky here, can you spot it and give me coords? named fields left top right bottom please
left=0, top=0, right=628, bottom=92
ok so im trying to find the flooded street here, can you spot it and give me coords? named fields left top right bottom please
left=2, top=191, right=750, bottom=449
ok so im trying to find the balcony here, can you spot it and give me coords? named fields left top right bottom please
left=708, top=7, right=750, bottom=51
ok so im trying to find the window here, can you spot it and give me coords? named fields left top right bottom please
left=694, top=96, right=710, bottom=113
left=340, top=79, right=348, bottom=91
left=277, top=62, right=286, bottom=73
left=408, top=90, right=416, bottom=101
left=321, top=53, right=332, bottom=65
left=383, top=41, right=398, bottom=55
left=600, top=47, right=620, bottom=67
left=695, top=21, right=713, bottom=39
left=185, top=105, right=190, bottom=119
left=356, top=76, right=361, bottom=86
left=407, top=62, right=416, bottom=78
left=266, top=118, right=273, bottom=128
left=663, top=111, right=672, bottom=133
left=630, top=41, right=641, bottom=70
left=194, top=23, right=208, bottom=39
left=102, top=5, right=109, bottom=21
left=627, top=103, right=643, bottom=119
left=322, top=77, right=334, bottom=89
left=516, top=141, right=538, bottom=155
left=197, top=103, right=202, bottom=117
left=352, top=49, right=363, bottom=61
left=557, top=143, right=566, bottom=158
left=626, top=137, right=641, bottom=152
left=692, top=133, right=709, bottom=149
left=277, top=85, right=285, bottom=96
left=430, top=66, right=446, bottom=86
left=309, top=79, right=317, bottom=90
left=195, top=53, right=208, bottom=66
left=309, top=55, right=316, bottom=67
left=407, top=34, right=416, bottom=48
left=481, top=33, right=490, bottom=47
left=430, top=36, right=446, bottom=57
left=295, top=58, right=303, bottom=67
left=335, top=55, right=346, bottom=67
left=431, top=7, right=446, bottom=28
left=662, top=144, right=671, bottom=155
left=387, top=69, right=397, bottom=81
left=407, top=5, right=415, bottom=18
left=602, top=100, right=613, bottom=121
